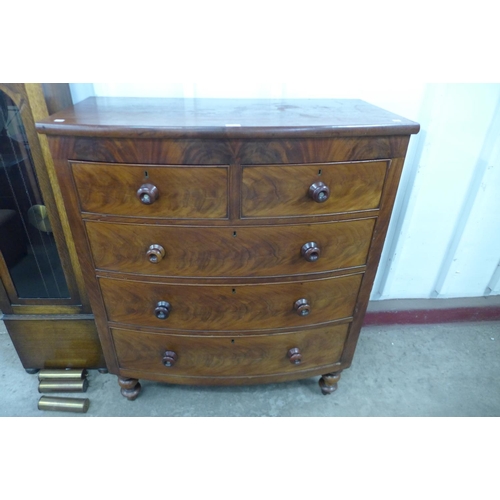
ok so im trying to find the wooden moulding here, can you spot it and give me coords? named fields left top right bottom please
left=35, top=97, right=420, bottom=139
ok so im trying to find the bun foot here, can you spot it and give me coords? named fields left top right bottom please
left=25, top=368, right=40, bottom=374
left=319, top=371, right=342, bottom=395
left=118, top=376, right=141, bottom=401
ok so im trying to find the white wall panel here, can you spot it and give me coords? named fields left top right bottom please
left=69, top=83, right=94, bottom=104
left=487, top=262, right=500, bottom=295
left=440, top=112, right=500, bottom=297
left=371, top=85, right=433, bottom=298
left=378, top=84, right=500, bottom=299
left=68, top=83, right=500, bottom=300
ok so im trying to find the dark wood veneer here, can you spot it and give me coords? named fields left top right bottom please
left=112, top=323, right=349, bottom=378
left=241, top=161, right=388, bottom=218
left=37, top=97, right=419, bottom=399
left=99, top=273, right=363, bottom=332
left=36, top=97, right=420, bottom=139
left=85, top=218, right=375, bottom=278
left=71, top=162, right=229, bottom=219
left=66, top=136, right=410, bottom=166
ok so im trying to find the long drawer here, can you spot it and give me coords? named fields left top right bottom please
left=241, top=161, right=388, bottom=217
left=71, top=162, right=229, bottom=219
left=100, top=273, right=363, bottom=331
left=112, top=323, right=349, bottom=377
left=86, top=218, right=375, bottom=278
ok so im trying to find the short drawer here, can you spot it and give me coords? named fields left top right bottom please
left=112, top=323, right=349, bottom=377
left=100, top=273, right=362, bottom=331
left=241, top=161, right=388, bottom=217
left=71, top=162, right=228, bottom=219
left=86, top=218, right=375, bottom=278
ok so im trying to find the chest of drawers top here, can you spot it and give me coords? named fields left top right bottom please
left=36, top=97, right=419, bottom=140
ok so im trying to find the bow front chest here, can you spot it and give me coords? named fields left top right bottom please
left=36, top=97, right=419, bottom=400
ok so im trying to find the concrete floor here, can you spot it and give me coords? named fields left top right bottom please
left=1, top=319, right=499, bottom=417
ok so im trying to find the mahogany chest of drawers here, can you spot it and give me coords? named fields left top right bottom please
left=36, top=97, right=419, bottom=400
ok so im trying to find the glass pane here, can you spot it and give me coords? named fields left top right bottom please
left=0, top=89, right=69, bottom=298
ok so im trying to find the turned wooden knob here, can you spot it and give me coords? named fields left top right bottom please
left=162, top=350, right=178, bottom=367
left=287, top=347, right=302, bottom=365
left=309, top=181, right=330, bottom=203
left=155, top=301, right=172, bottom=320
left=137, top=183, right=159, bottom=205
left=293, top=298, right=311, bottom=316
left=147, top=244, right=165, bottom=263
left=301, top=241, right=321, bottom=262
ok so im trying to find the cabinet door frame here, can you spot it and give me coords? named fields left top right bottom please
left=0, top=83, right=89, bottom=313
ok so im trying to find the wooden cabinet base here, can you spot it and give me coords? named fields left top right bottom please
left=4, top=315, right=106, bottom=370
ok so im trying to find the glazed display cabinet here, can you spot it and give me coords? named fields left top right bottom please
left=0, top=83, right=104, bottom=372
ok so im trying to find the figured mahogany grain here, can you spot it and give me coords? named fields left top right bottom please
left=71, top=162, right=228, bottom=218
left=99, top=273, right=363, bottom=331
left=68, top=136, right=410, bottom=166
left=112, top=323, right=349, bottom=377
left=236, top=137, right=409, bottom=165
left=242, top=161, right=388, bottom=217
left=85, top=218, right=375, bottom=278
left=36, top=97, right=420, bottom=395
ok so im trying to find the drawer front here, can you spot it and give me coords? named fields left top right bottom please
left=241, top=161, right=388, bottom=217
left=100, top=274, right=363, bottom=331
left=112, top=323, right=349, bottom=377
left=86, top=218, right=375, bottom=277
left=71, top=162, right=228, bottom=218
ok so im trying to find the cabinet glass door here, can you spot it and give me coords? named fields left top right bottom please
left=0, top=89, right=69, bottom=299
